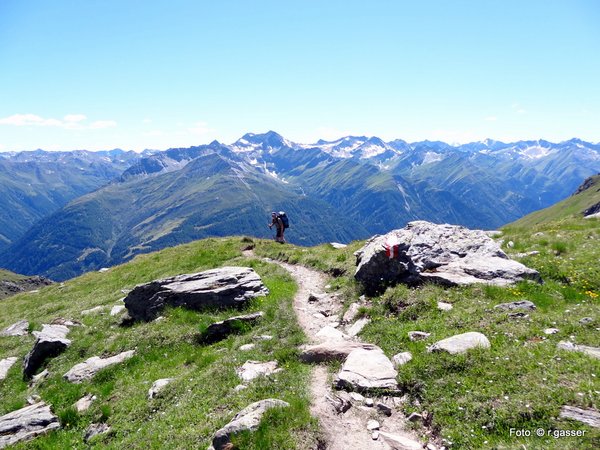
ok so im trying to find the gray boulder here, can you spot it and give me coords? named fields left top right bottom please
left=1, top=320, right=29, bottom=337
left=428, top=332, right=490, bottom=355
left=334, top=347, right=399, bottom=393
left=198, top=312, right=264, bottom=344
left=208, top=399, right=290, bottom=450
left=354, top=221, right=541, bottom=294
left=494, top=300, right=536, bottom=311
left=64, top=350, right=136, bottom=383
left=236, top=360, right=281, bottom=383
left=0, top=402, right=60, bottom=448
left=124, top=267, right=269, bottom=321
left=148, top=378, right=175, bottom=399
left=23, top=325, right=71, bottom=379
left=0, top=357, right=18, bottom=381
left=557, top=341, right=600, bottom=359
left=559, top=406, right=600, bottom=428
left=84, top=423, right=110, bottom=442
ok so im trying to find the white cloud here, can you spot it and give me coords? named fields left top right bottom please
left=0, top=113, right=116, bottom=130
left=188, top=121, right=213, bottom=135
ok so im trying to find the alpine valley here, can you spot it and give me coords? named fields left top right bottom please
left=1, top=132, right=599, bottom=281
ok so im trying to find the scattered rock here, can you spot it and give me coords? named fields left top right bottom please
left=148, top=378, right=175, bottom=399
left=0, top=402, right=60, bottom=448
left=81, top=306, right=106, bottom=316
left=254, top=335, right=273, bottom=341
left=372, top=431, right=380, bottom=440
left=110, top=305, right=126, bottom=316
left=330, top=242, right=348, bottom=249
left=354, top=221, right=541, bottom=294
left=239, top=343, right=256, bottom=351
left=0, top=357, right=18, bottom=381
left=559, top=406, right=600, bottom=428
left=74, top=394, right=96, bottom=412
left=367, top=419, right=380, bottom=430
left=544, top=328, right=560, bottom=335
left=365, top=398, right=374, bottom=407
left=376, top=401, right=393, bottom=416
left=98, top=268, right=110, bottom=273
left=508, top=312, right=529, bottom=319
left=23, top=324, right=71, bottom=379
left=579, top=317, right=593, bottom=325
left=349, top=392, right=365, bottom=402
left=392, top=352, right=413, bottom=368
left=408, top=412, right=423, bottom=422
left=234, top=384, right=247, bottom=392
left=64, top=350, right=136, bottom=383
left=316, top=325, right=348, bottom=342
left=124, top=267, right=269, bottom=321
left=236, top=360, right=281, bottom=382
left=30, top=369, right=49, bottom=386
left=437, top=301, right=453, bottom=311
left=198, top=312, right=264, bottom=344
left=325, top=393, right=352, bottom=414
left=84, top=423, right=110, bottom=442
left=1, top=320, right=29, bottom=337
left=300, top=341, right=379, bottom=363
left=557, top=341, right=600, bottom=359
left=494, top=300, right=536, bottom=311
left=335, top=347, right=399, bottom=393
left=346, top=317, right=371, bottom=337
left=308, top=292, right=326, bottom=303
left=208, top=399, right=290, bottom=450
left=50, top=318, right=82, bottom=327
left=342, top=303, right=361, bottom=324
left=378, top=431, right=423, bottom=450
left=408, top=331, right=430, bottom=341
left=428, top=332, right=491, bottom=355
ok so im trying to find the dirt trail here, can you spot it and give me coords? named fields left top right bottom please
left=271, top=259, right=419, bottom=450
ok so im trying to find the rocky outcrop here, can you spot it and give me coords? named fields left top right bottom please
left=0, top=402, right=60, bottom=448
left=0, top=276, right=53, bottom=300
left=557, top=341, right=600, bottom=359
left=300, top=341, right=379, bottom=363
left=208, top=399, right=290, bottom=450
left=23, top=324, right=71, bottom=379
left=334, top=347, right=399, bottom=393
left=354, top=221, right=541, bottom=294
left=124, top=267, right=269, bottom=321
left=64, top=350, right=136, bottom=383
left=0, top=357, right=18, bottom=381
left=1, top=320, right=29, bottom=337
left=198, top=312, right=264, bottom=344
left=84, top=423, right=110, bottom=442
left=428, top=332, right=490, bottom=355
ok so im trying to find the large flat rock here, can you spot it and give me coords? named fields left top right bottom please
left=334, top=347, right=399, bottom=393
left=124, top=267, right=269, bottom=321
left=1, top=320, right=29, bottom=337
left=559, top=406, right=600, bottom=428
left=428, top=332, right=490, bottom=355
left=208, top=399, right=290, bottom=450
left=354, top=221, right=541, bottom=294
left=64, top=350, right=136, bottom=383
left=23, top=324, right=71, bottom=379
left=0, top=402, right=60, bottom=448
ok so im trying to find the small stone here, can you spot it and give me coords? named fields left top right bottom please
left=376, top=402, right=393, bottom=416
left=239, top=343, right=256, bottom=351
left=84, top=423, right=110, bottom=442
left=408, top=412, right=423, bottom=422
left=234, top=384, right=247, bottom=391
left=350, top=392, right=365, bottom=402
left=391, top=351, right=413, bottom=368
left=365, top=398, right=374, bottom=407
left=580, top=317, right=593, bottom=325
left=494, top=300, right=536, bottom=311
left=367, top=419, right=380, bottom=431
left=254, top=335, right=273, bottom=341
left=74, top=394, right=96, bottom=412
left=437, top=301, right=453, bottom=311
left=1, top=320, right=29, bottom=337
left=237, top=360, right=281, bottom=382
left=347, top=317, right=370, bottom=337
left=98, top=268, right=110, bottom=273
left=372, top=431, right=380, bottom=440
left=428, top=332, right=490, bottom=355
left=408, top=331, right=430, bottom=341
left=544, top=328, right=559, bottom=335
left=81, top=306, right=105, bottom=316
left=148, top=378, right=175, bottom=399
left=110, top=305, right=126, bottom=316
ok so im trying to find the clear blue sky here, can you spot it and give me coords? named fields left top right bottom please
left=1, top=0, right=599, bottom=151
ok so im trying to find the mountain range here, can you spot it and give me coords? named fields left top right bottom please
left=1, top=132, right=599, bottom=280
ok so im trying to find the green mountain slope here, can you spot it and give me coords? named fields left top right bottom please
left=0, top=152, right=368, bottom=281
left=508, top=173, right=600, bottom=228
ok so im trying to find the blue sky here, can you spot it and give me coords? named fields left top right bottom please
left=0, top=0, right=599, bottom=151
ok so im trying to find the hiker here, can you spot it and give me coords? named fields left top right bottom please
left=268, top=212, right=285, bottom=243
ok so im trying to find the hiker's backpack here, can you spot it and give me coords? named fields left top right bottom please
left=278, top=211, right=290, bottom=229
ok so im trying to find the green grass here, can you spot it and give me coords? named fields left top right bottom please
left=254, top=218, right=600, bottom=449
left=0, top=237, right=318, bottom=449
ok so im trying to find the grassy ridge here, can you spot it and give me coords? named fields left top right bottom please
left=254, top=216, right=600, bottom=449
left=0, top=237, right=317, bottom=449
